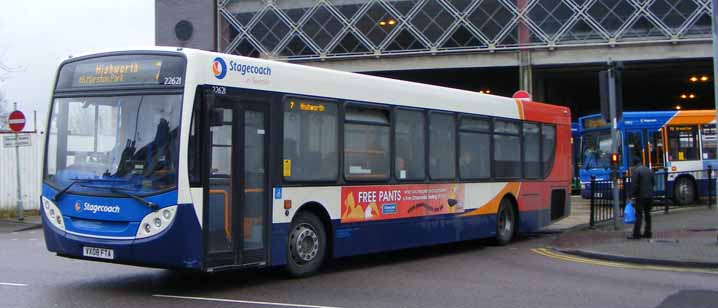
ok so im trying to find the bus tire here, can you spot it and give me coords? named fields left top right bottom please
left=494, top=198, right=516, bottom=246
left=673, top=177, right=696, bottom=205
left=286, top=212, right=326, bottom=278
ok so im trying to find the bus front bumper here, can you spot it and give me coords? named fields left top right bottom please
left=42, top=204, right=203, bottom=270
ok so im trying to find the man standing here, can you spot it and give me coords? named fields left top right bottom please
left=628, top=158, right=654, bottom=239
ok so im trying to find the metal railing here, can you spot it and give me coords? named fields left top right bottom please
left=589, top=166, right=715, bottom=227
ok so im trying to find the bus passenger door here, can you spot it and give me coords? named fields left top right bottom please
left=648, top=129, right=665, bottom=171
left=202, top=91, right=269, bottom=269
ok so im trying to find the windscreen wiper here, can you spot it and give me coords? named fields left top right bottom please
left=53, top=180, right=81, bottom=202
left=109, top=187, right=159, bottom=211
left=53, top=178, right=129, bottom=202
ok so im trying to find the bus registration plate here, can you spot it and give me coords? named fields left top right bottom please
left=83, top=247, right=114, bottom=260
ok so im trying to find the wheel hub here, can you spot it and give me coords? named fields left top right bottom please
left=294, top=225, right=319, bottom=263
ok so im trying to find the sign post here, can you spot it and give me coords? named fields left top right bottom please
left=8, top=105, right=25, bottom=221
left=599, top=63, right=623, bottom=230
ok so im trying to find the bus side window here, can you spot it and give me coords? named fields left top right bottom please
left=344, top=105, right=391, bottom=181
left=522, top=122, right=541, bottom=179
left=701, top=124, right=717, bottom=160
left=394, top=109, right=426, bottom=180
left=282, top=97, right=339, bottom=181
left=429, top=113, right=456, bottom=180
left=494, top=120, right=521, bottom=178
left=458, top=116, right=491, bottom=180
left=667, top=126, right=699, bottom=161
left=542, top=124, right=556, bottom=177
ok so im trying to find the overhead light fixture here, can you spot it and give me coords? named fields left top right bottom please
left=681, top=94, right=688, bottom=99
left=689, top=94, right=696, bottom=99
left=388, top=19, right=396, bottom=25
left=690, top=76, right=699, bottom=82
left=676, top=105, right=682, bottom=110
left=379, top=21, right=387, bottom=26
left=701, top=76, right=710, bottom=82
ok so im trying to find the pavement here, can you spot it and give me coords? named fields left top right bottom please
left=552, top=203, right=718, bottom=268
left=0, top=215, right=42, bottom=234
left=542, top=195, right=591, bottom=232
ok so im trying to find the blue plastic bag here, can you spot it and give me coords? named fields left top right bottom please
left=623, top=201, right=636, bottom=224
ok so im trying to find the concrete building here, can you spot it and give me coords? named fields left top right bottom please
left=156, top=0, right=716, bottom=117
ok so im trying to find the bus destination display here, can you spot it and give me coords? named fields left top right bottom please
left=56, top=55, right=185, bottom=90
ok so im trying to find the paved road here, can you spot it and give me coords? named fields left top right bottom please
left=0, top=228, right=716, bottom=308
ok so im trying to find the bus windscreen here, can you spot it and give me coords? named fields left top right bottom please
left=55, top=54, right=185, bottom=90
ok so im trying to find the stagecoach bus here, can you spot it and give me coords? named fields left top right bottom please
left=41, top=47, right=571, bottom=276
left=578, top=111, right=718, bottom=203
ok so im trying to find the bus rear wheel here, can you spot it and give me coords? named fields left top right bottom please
left=674, top=177, right=696, bottom=205
left=286, top=212, right=326, bottom=277
left=495, top=198, right=516, bottom=246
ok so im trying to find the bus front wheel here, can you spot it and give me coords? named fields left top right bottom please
left=674, top=177, right=696, bottom=205
left=286, top=212, right=326, bottom=277
left=495, top=198, right=516, bottom=246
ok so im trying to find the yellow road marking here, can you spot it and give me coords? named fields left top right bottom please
left=531, top=248, right=718, bottom=274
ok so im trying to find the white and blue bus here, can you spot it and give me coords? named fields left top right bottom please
left=578, top=111, right=718, bottom=203
left=42, top=47, right=571, bottom=276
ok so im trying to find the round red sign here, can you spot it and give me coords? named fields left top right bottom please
left=8, top=110, right=26, bottom=132
left=512, top=90, right=532, bottom=101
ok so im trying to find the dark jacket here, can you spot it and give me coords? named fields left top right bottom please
left=631, top=164, right=654, bottom=199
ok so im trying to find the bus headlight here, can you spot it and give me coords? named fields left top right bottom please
left=41, top=196, right=65, bottom=231
left=136, top=206, right=177, bottom=239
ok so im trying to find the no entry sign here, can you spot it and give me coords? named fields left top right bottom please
left=8, top=111, right=26, bottom=132
left=512, top=90, right=532, bottom=102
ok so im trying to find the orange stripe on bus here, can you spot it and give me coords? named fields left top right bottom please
left=668, top=110, right=717, bottom=125
left=515, top=100, right=525, bottom=120
left=459, top=182, right=521, bottom=217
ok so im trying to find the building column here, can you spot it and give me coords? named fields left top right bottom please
left=517, top=0, right=532, bottom=94
left=519, top=50, right=533, bottom=94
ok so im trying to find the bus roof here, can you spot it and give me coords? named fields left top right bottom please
left=59, top=47, right=570, bottom=125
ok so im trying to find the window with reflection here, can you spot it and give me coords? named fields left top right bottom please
left=667, top=126, right=698, bottom=161
left=429, top=113, right=456, bottom=179
left=459, top=116, right=491, bottom=179
left=523, top=123, right=541, bottom=179
left=394, top=109, right=425, bottom=180
left=344, top=106, right=391, bottom=181
left=283, top=97, right=338, bottom=181
left=494, top=120, right=521, bottom=178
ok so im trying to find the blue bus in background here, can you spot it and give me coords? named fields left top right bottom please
left=571, top=123, right=581, bottom=194
left=578, top=111, right=718, bottom=203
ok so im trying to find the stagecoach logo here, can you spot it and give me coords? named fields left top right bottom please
left=212, top=57, right=227, bottom=79
left=211, top=57, right=272, bottom=81
left=74, top=201, right=121, bottom=214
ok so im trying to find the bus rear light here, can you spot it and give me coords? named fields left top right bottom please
left=284, top=200, right=292, bottom=210
left=672, top=166, right=677, bottom=171
left=136, top=206, right=177, bottom=239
